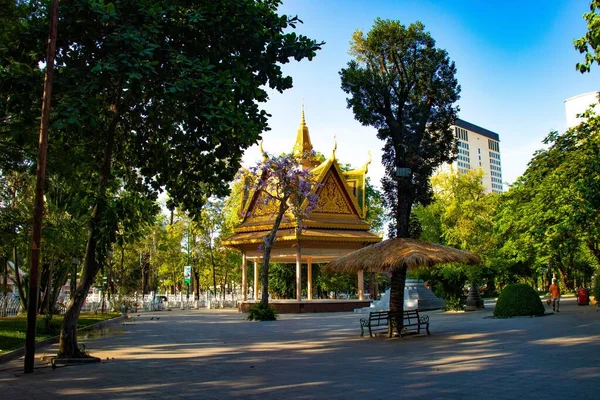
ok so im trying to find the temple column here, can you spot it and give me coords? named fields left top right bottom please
left=253, top=261, right=259, bottom=301
left=241, top=251, right=247, bottom=301
left=296, top=246, right=302, bottom=301
left=307, top=257, right=313, bottom=300
left=358, top=270, right=364, bottom=300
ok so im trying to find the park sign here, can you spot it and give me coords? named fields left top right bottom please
left=183, top=266, right=192, bottom=285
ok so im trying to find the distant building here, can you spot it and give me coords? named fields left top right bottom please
left=450, top=118, right=503, bottom=194
left=565, top=91, right=599, bottom=129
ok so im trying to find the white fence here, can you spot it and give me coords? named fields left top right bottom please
left=0, top=295, right=22, bottom=317
left=0, top=290, right=240, bottom=318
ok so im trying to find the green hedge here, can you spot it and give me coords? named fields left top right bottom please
left=494, top=283, right=545, bottom=318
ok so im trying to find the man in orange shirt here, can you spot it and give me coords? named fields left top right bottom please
left=550, top=278, right=561, bottom=312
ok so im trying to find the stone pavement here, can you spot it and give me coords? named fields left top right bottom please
left=0, top=297, right=599, bottom=399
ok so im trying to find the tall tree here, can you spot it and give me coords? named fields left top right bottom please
left=340, top=19, right=460, bottom=330
left=1, top=0, right=321, bottom=357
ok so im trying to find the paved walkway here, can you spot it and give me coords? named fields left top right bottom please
left=1, top=297, right=599, bottom=399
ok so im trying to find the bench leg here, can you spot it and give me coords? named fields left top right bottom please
left=360, top=324, right=364, bottom=337
left=426, top=324, right=430, bottom=335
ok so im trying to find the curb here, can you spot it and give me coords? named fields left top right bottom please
left=0, top=314, right=126, bottom=365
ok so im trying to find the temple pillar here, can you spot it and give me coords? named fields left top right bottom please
left=307, top=257, right=313, bottom=300
left=358, top=270, right=364, bottom=300
left=241, top=251, right=247, bottom=301
left=296, top=246, right=302, bottom=301
left=253, top=261, right=259, bottom=300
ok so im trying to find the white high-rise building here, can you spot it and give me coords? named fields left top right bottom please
left=451, top=118, right=503, bottom=194
left=565, top=91, right=599, bottom=129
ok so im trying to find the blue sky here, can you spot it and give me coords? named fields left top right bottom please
left=242, top=0, right=600, bottom=188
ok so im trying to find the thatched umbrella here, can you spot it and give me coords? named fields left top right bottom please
left=324, top=238, right=481, bottom=274
left=324, top=238, right=481, bottom=335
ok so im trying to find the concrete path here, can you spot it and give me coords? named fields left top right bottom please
left=1, top=297, right=599, bottom=399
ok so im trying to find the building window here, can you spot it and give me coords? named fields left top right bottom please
left=456, top=127, right=469, bottom=141
left=488, top=139, right=500, bottom=152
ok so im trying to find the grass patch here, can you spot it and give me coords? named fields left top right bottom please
left=0, top=312, right=120, bottom=354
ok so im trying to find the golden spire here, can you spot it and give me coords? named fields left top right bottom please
left=363, top=150, right=372, bottom=174
left=293, top=100, right=313, bottom=156
left=330, top=134, right=337, bottom=160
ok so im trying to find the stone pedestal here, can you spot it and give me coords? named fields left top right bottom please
left=465, top=284, right=484, bottom=311
left=354, top=279, right=445, bottom=313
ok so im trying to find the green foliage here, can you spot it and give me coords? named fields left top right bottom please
left=414, top=263, right=468, bottom=305
left=493, top=283, right=545, bottom=318
left=593, top=274, right=600, bottom=303
left=317, top=271, right=358, bottom=296
left=574, top=1, right=600, bottom=73
left=430, top=169, right=495, bottom=253
left=247, top=302, right=277, bottom=321
left=495, top=113, right=600, bottom=291
left=442, top=296, right=463, bottom=312
left=364, top=177, right=386, bottom=235
left=268, top=263, right=296, bottom=299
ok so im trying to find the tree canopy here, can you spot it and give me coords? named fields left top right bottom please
left=1, top=0, right=322, bottom=357
left=340, top=18, right=460, bottom=238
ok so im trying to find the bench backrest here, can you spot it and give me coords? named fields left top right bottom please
left=369, top=311, right=390, bottom=321
left=403, top=309, right=420, bottom=324
left=368, top=310, right=421, bottom=323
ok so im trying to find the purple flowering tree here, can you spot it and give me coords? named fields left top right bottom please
left=245, top=152, right=319, bottom=306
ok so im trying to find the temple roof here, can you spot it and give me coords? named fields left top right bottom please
left=222, top=106, right=380, bottom=252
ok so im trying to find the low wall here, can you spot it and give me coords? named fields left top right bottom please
left=238, top=300, right=372, bottom=313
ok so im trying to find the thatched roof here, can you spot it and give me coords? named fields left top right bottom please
left=323, top=238, right=481, bottom=274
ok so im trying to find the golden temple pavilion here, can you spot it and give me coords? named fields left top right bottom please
left=222, top=108, right=382, bottom=312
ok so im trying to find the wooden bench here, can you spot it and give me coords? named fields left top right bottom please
left=360, top=310, right=430, bottom=338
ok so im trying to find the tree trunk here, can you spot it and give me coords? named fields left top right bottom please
left=389, top=266, right=407, bottom=336
left=2, top=257, right=6, bottom=296
left=261, top=200, right=288, bottom=306
left=46, top=268, right=53, bottom=316
left=58, top=78, right=120, bottom=358
left=59, top=214, right=103, bottom=358
left=12, top=246, right=27, bottom=309
left=557, top=263, right=573, bottom=291
left=24, top=0, right=59, bottom=372
left=388, top=173, right=412, bottom=336
left=587, top=242, right=600, bottom=266
left=222, top=270, right=228, bottom=301
left=194, top=270, right=200, bottom=301
left=210, top=250, right=217, bottom=299
left=396, top=177, right=412, bottom=238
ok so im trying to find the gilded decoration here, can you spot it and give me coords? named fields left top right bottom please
left=251, top=191, right=280, bottom=218
left=316, top=172, right=353, bottom=214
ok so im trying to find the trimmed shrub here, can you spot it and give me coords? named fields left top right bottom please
left=494, top=283, right=545, bottom=318
left=247, top=302, right=278, bottom=321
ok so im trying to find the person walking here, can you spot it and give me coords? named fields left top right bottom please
left=549, top=278, right=561, bottom=312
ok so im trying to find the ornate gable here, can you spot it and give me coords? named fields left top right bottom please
left=316, top=171, right=354, bottom=214
left=311, top=162, right=362, bottom=219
